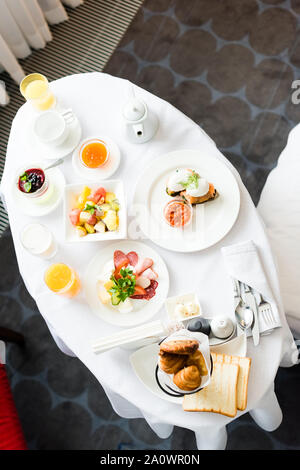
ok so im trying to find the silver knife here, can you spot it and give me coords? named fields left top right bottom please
left=242, top=283, right=260, bottom=346
left=233, top=278, right=241, bottom=310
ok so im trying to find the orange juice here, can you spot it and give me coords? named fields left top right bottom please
left=20, top=73, right=56, bottom=111
left=80, top=139, right=109, bottom=168
left=45, top=263, right=81, bottom=298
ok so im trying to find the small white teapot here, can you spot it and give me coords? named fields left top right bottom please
left=122, top=93, right=159, bottom=144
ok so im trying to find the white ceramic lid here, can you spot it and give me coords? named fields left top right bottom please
left=123, top=98, right=145, bottom=121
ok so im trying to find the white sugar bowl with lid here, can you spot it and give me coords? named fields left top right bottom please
left=122, top=93, right=159, bottom=144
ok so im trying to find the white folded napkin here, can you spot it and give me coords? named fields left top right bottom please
left=221, top=240, right=281, bottom=335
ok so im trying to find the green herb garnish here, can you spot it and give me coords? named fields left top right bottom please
left=83, top=202, right=96, bottom=214
left=109, top=267, right=136, bottom=303
left=180, top=172, right=199, bottom=190
left=24, top=181, right=32, bottom=193
left=20, top=172, right=28, bottom=182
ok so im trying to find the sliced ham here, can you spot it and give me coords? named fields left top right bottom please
left=113, top=250, right=129, bottom=271
left=134, top=257, right=153, bottom=275
left=141, top=268, right=158, bottom=280
left=127, top=251, right=138, bottom=267
left=136, top=276, right=151, bottom=289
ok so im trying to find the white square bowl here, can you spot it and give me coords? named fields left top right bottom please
left=64, top=180, right=127, bottom=243
left=165, top=292, right=202, bottom=322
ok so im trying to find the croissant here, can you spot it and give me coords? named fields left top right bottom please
left=159, top=352, right=187, bottom=374
left=186, top=350, right=208, bottom=376
left=173, top=365, right=201, bottom=391
left=160, top=339, right=199, bottom=356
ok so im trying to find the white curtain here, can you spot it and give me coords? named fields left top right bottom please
left=0, top=0, right=84, bottom=104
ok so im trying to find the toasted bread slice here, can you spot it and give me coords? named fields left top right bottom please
left=183, top=361, right=239, bottom=417
left=211, top=353, right=251, bottom=411
left=166, top=187, right=181, bottom=197
left=181, top=183, right=218, bottom=205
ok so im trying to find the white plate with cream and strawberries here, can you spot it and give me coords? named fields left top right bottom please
left=133, top=150, right=240, bottom=252
left=83, top=240, right=169, bottom=327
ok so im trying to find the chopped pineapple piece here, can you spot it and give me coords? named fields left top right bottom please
left=76, top=186, right=91, bottom=210
left=99, top=203, right=111, bottom=213
left=104, top=280, right=114, bottom=292
left=79, top=211, right=92, bottom=224
left=110, top=200, right=120, bottom=212
left=94, top=221, right=106, bottom=233
left=84, top=223, right=96, bottom=234
left=105, top=192, right=116, bottom=204
left=102, top=210, right=118, bottom=231
left=76, top=226, right=87, bottom=237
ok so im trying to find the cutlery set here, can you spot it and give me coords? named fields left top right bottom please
left=234, top=279, right=275, bottom=346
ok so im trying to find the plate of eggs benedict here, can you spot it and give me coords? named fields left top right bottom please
left=133, top=149, right=240, bottom=252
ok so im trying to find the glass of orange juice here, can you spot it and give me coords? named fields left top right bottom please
left=44, top=263, right=81, bottom=298
left=20, top=73, right=56, bottom=111
left=79, top=138, right=109, bottom=169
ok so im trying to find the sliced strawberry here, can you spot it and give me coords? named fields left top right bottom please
left=69, top=208, right=81, bottom=226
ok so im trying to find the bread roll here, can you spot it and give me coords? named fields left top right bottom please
left=158, top=352, right=187, bottom=374
left=173, top=365, right=201, bottom=391
left=160, top=339, right=199, bottom=356
left=186, top=350, right=208, bottom=376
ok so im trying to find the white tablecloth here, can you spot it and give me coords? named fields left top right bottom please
left=0, top=73, right=296, bottom=437
left=258, top=123, right=300, bottom=338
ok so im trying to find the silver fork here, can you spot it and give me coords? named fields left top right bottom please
left=259, top=302, right=276, bottom=327
left=251, top=288, right=276, bottom=330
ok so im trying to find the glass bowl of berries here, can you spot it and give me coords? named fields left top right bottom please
left=17, top=166, right=49, bottom=199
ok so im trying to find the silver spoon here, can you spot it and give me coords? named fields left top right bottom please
left=44, top=158, right=64, bottom=172
left=235, top=300, right=254, bottom=335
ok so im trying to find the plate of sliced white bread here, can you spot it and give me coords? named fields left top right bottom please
left=183, top=352, right=251, bottom=418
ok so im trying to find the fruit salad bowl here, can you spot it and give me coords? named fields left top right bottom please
left=64, top=180, right=127, bottom=243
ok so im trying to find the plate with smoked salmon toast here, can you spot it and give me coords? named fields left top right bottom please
left=133, top=150, right=240, bottom=252
left=83, top=240, right=169, bottom=326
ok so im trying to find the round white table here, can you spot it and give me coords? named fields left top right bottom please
left=0, top=73, right=296, bottom=450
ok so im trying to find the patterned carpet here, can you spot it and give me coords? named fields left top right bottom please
left=1, top=0, right=300, bottom=450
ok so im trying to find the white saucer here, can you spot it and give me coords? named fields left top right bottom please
left=72, top=135, right=121, bottom=181
left=30, top=114, right=82, bottom=160
left=11, top=167, right=65, bottom=217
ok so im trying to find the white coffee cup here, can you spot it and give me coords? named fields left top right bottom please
left=33, top=109, right=75, bottom=147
